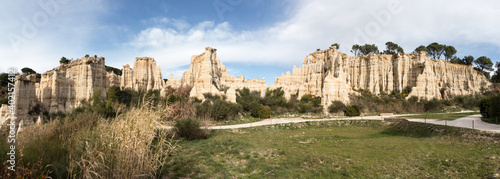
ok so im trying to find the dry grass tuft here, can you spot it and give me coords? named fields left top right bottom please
left=69, top=106, right=176, bottom=178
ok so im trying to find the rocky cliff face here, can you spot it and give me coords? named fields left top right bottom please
left=121, top=57, right=164, bottom=91
left=38, top=57, right=108, bottom=113
left=164, top=47, right=267, bottom=102
left=7, top=56, right=166, bottom=129
left=272, top=47, right=491, bottom=108
left=6, top=46, right=490, bottom=129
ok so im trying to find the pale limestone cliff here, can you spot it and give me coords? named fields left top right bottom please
left=272, top=47, right=491, bottom=108
left=39, top=57, right=108, bottom=113
left=165, top=47, right=267, bottom=102
left=121, top=57, right=164, bottom=91
left=9, top=56, right=167, bottom=129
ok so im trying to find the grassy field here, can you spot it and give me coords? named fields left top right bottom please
left=400, top=112, right=480, bottom=120
left=161, top=120, right=500, bottom=178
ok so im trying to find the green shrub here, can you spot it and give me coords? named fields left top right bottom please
left=328, top=101, right=346, bottom=113
left=345, top=106, right=360, bottom=116
left=236, top=88, right=262, bottom=112
left=298, top=94, right=322, bottom=113
left=488, top=95, right=500, bottom=118
left=257, top=106, right=272, bottom=118
left=174, top=118, right=210, bottom=141
left=262, top=87, right=292, bottom=112
left=196, top=94, right=241, bottom=121
left=423, top=98, right=441, bottom=112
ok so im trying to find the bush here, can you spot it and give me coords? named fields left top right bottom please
left=174, top=118, right=210, bottom=141
left=345, top=105, right=361, bottom=116
left=488, top=95, right=500, bottom=118
left=59, top=57, right=69, bottom=64
left=298, top=94, right=322, bottom=113
left=328, top=101, right=346, bottom=114
left=262, top=88, right=292, bottom=113
left=196, top=94, right=241, bottom=121
left=423, top=98, right=441, bottom=112
left=480, top=98, right=490, bottom=118
left=256, top=106, right=272, bottom=118
left=236, top=88, right=261, bottom=112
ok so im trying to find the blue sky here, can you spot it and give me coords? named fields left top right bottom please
left=1, top=0, right=500, bottom=86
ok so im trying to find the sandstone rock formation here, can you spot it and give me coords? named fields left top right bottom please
left=6, top=56, right=166, bottom=129
left=39, top=57, right=108, bottom=113
left=121, top=57, right=164, bottom=91
left=272, top=47, right=491, bottom=108
left=163, top=47, right=267, bottom=102
left=5, top=46, right=491, bottom=129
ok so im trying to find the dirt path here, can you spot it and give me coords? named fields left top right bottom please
left=406, top=114, right=500, bottom=133
left=206, top=114, right=500, bottom=133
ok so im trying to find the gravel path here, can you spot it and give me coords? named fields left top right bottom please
left=205, top=114, right=500, bottom=133
left=406, top=114, right=500, bottom=133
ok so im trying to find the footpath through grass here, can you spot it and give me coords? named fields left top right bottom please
left=401, top=112, right=480, bottom=120
left=162, top=120, right=500, bottom=178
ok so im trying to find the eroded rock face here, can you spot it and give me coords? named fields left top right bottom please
left=39, top=57, right=108, bottom=113
left=10, top=56, right=167, bottom=129
left=165, top=47, right=267, bottom=102
left=121, top=57, right=164, bottom=91
left=272, top=47, right=491, bottom=108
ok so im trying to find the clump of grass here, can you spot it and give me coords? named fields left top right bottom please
left=68, top=106, right=175, bottom=178
left=174, top=118, right=211, bottom=141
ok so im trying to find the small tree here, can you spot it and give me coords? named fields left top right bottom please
left=360, top=44, right=379, bottom=55
left=491, top=62, right=500, bottom=83
left=426, top=42, right=445, bottom=59
left=474, top=56, right=494, bottom=73
left=384, top=41, right=404, bottom=54
left=331, top=43, right=340, bottom=49
left=413, top=45, right=428, bottom=53
left=443, top=45, right=457, bottom=61
left=21, top=67, right=36, bottom=75
left=351, top=44, right=362, bottom=56
left=59, top=57, right=69, bottom=64
left=85, top=54, right=90, bottom=57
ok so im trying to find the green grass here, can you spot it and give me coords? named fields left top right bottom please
left=401, top=112, right=480, bottom=120
left=162, top=120, right=500, bottom=178
left=481, top=117, right=500, bottom=125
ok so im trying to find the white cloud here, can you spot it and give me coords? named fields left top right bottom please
left=3, top=0, right=499, bottom=79
left=0, top=0, right=107, bottom=73
left=128, top=0, right=500, bottom=80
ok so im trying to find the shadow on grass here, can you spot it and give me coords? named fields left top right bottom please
left=381, top=121, right=500, bottom=142
left=381, top=121, right=446, bottom=138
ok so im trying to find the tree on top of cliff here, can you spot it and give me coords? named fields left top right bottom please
left=426, top=42, right=445, bottom=59
left=444, top=45, right=457, bottom=61
left=360, top=44, right=379, bottom=55
left=491, top=62, right=500, bottom=83
left=451, top=55, right=474, bottom=65
left=21, top=67, right=36, bottom=75
left=351, top=45, right=362, bottom=56
left=384, top=42, right=404, bottom=54
left=462, top=55, right=475, bottom=65
left=474, top=56, right=494, bottom=72
left=60, top=57, right=70, bottom=64
left=413, top=45, right=428, bottom=53
left=331, top=43, right=340, bottom=49
left=474, top=56, right=494, bottom=79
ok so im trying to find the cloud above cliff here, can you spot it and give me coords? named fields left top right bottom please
left=0, top=0, right=109, bottom=74
left=1, top=0, right=499, bottom=81
left=128, top=0, right=500, bottom=79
